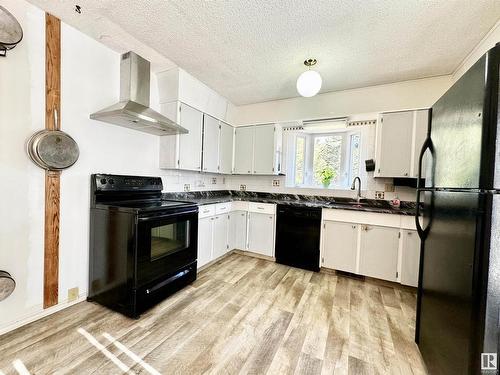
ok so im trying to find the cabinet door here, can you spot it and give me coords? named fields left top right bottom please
left=359, top=225, right=399, bottom=282
left=401, top=230, right=420, bottom=287
left=411, top=109, right=429, bottom=178
left=202, top=114, right=220, bottom=173
left=253, top=125, right=275, bottom=174
left=322, top=221, right=358, bottom=273
left=213, top=215, right=229, bottom=259
left=248, top=212, right=274, bottom=257
left=219, top=121, right=234, bottom=175
left=376, top=111, right=413, bottom=177
left=229, top=211, right=247, bottom=250
left=178, top=103, right=203, bottom=171
left=198, top=217, right=214, bottom=268
left=233, top=126, right=254, bottom=174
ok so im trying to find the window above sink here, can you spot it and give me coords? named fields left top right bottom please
left=284, top=118, right=362, bottom=189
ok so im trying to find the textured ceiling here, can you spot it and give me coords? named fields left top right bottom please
left=27, top=0, right=500, bottom=105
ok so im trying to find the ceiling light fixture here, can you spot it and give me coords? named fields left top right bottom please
left=296, top=58, right=322, bottom=97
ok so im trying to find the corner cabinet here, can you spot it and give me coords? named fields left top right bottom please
left=159, top=102, right=234, bottom=174
left=233, top=124, right=282, bottom=175
left=374, top=109, right=429, bottom=178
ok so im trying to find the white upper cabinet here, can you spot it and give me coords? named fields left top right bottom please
left=233, top=126, right=254, bottom=174
left=202, top=114, right=220, bottom=173
left=322, top=221, right=358, bottom=273
left=219, top=121, right=234, bottom=174
left=374, top=109, right=429, bottom=178
left=253, top=125, right=276, bottom=174
left=159, top=102, right=203, bottom=171
left=159, top=102, right=234, bottom=174
left=401, top=230, right=420, bottom=287
left=178, top=104, right=203, bottom=171
left=412, top=110, right=429, bottom=178
left=359, top=225, right=399, bottom=282
left=233, top=124, right=282, bottom=175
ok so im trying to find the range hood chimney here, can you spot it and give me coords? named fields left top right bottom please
left=90, top=51, right=188, bottom=135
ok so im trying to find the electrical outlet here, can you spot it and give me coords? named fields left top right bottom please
left=375, top=191, right=385, bottom=200
left=240, top=184, right=246, bottom=191
left=211, top=177, right=217, bottom=185
left=68, top=287, right=79, bottom=302
left=184, top=184, right=191, bottom=192
left=272, top=179, right=280, bottom=187
left=384, top=183, right=395, bottom=192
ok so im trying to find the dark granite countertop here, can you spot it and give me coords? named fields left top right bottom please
left=163, top=190, right=417, bottom=216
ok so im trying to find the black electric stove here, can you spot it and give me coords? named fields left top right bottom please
left=88, top=174, right=198, bottom=318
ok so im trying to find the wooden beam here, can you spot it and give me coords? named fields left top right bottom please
left=44, top=13, right=61, bottom=309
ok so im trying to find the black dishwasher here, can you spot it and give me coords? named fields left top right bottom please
left=275, top=204, right=321, bottom=272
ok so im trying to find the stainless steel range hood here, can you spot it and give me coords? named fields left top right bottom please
left=90, top=52, right=188, bottom=136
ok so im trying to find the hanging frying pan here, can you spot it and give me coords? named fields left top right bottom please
left=0, top=271, right=15, bottom=302
left=0, top=5, right=23, bottom=57
left=27, top=110, right=80, bottom=171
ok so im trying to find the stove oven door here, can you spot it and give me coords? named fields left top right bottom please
left=136, top=207, right=198, bottom=288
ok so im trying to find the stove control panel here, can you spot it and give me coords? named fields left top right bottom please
left=92, top=174, right=163, bottom=192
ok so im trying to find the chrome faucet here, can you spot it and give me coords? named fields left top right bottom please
left=351, top=177, right=362, bottom=202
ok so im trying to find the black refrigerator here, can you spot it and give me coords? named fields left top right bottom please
left=416, top=44, right=500, bottom=374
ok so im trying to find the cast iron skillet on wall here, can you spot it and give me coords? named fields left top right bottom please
left=0, top=5, right=23, bottom=57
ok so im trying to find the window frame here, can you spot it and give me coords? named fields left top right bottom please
left=289, top=129, right=361, bottom=189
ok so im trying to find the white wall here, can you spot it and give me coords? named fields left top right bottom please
left=0, top=0, right=226, bottom=334
left=227, top=75, right=453, bottom=125
left=0, top=0, right=46, bottom=334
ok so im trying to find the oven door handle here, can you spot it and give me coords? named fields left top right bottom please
left=138, top=208, right=198, bottom=222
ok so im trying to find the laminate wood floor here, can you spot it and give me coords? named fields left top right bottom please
left=0, top=253, right=427, bottom=374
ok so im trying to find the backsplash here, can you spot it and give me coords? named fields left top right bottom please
left=160, top=170, right=416, bottom=201
left=159, top=169, right=228, bottom=192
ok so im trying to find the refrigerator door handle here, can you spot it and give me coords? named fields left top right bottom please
left=417, top=136, right=434, bottom=188
left=415, top=188, right=435, bottom=240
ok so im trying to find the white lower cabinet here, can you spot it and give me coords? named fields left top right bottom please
left=247, top=212, right=274, bottom=257
left=359, top=225, right=399, bottom=282
left=229, top=211, right=247, bottom=250
left=322, top=221, right=358, bottom=273
left=321, top=209, right=418, bottom=285
left=213, top=214, right=229, bottom=259
left=197, top=216, right=214, bottom=268
left=401, top=230, right=420, bottom=287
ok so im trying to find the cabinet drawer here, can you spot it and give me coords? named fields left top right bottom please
left=231, top=201, right=249, bottom=211
left=248, top=202, right=275, bottom=214
left=199, top=204, right=216, bottom=218
left=215, top=202, right=231, bottom=214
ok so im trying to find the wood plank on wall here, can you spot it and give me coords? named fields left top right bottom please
left=44, top=13, right=61, bottom=309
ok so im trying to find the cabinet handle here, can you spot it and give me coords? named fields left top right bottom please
left=257, top=207, right=264, bottom=210
left=203, top=210, right=209, bottom=213
left=404, top=172, right=408, bottom=176
left=407, top=231, right=412, bottom=236
left=352, top=225, right=356, bottom=229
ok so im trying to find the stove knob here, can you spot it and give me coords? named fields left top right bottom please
left=109, top=179, right=114, bottom=185
left=100, top=178, right=107, bottom=185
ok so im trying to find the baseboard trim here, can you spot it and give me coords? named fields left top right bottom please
left=0, top=295, right=87, bottom=336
